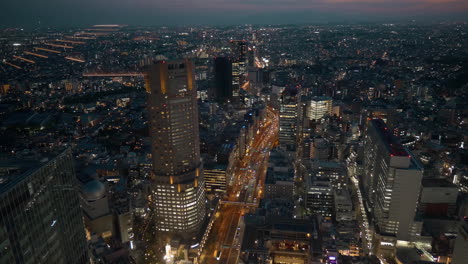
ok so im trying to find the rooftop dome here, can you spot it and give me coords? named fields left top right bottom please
left=82, top=180, right=106, bottom=201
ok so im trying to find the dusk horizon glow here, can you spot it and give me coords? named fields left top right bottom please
left=1, top=0, right=467, bottom=27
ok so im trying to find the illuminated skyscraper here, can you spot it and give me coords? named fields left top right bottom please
left=230, top=40, right=247, bottom=96
left=306, top=96, right=333, bottom=121
left=0, top=149, right=88, bottom=264
left=363, top=119, right=423, bottom=243
left=279, top=87, right=299, bottom=151
left=230, top=40, right=247, bottom=67
left=145, top=59, right=206, bottom=239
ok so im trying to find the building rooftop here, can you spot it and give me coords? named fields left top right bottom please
left=310, top=95, right=332, bottom=102
left=81, top=180, right=107, bottom=201
left=422, top=178, right=458, bottom=188
left=317, top=161, right=343, bottom=169
left=271, top=221, right=312, bottom=233
left=371, top=119, right=409, bottom=157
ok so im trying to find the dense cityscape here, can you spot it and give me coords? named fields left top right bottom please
left=0, top=21, right=467, bottom=264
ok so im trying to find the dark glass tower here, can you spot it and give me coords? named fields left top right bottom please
left=213, top=56, right=233, bottom=103
left=0, top=148, right=88, bottom=264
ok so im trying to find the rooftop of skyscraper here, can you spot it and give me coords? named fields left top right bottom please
left=310, top=95, right=332, bottom=102
left=0, top=148, right=69, bottom=193
left=421, top=178, right=458, bottom=188
left=371, top=118, right=409, bottom=157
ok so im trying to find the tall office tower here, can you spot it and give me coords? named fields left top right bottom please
left=230, top=40, right=247, bottom=68
left=363, top=119, right=423, bottom=242
left=305, top=177, right=334, bottom=219
left=452, top=218, right=468, bottom=264
left=145, top=59, right=206, bottom=239
left=0, top=149, right=88, bottom=264
left=213, top=57, right=233, bottom=103
left=247, top=69, right=263, bottom=95
left=247, top=46, right=255, bottom=67
left=306, top=96, right=333, bottom=121
left=230, top=40, right=247, bottom=96
left=279, top=87, right=299, bottom=151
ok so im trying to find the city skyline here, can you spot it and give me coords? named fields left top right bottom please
left=0, top=8, right=467, bottom=263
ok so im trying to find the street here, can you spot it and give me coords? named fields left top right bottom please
left=199, top=106, right=279, bottom=264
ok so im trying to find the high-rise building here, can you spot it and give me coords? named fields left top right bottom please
left=230, top=40, right=247, bottom=96
left=145, top=59, right=206, bottom=239
left=306, top=96, right=333, bottom=121
left=313, top=161, right=347, bottom=190
left=80, top=180, right=113, bottom=239
left=241, top=216, right=319, bottom=264
left=334, top=190, right=354, bottom=222
left=363, top=119, right=423, bottom=242
left=418, top=178, right=458, bottom=218
left=247, top=45, right=256, bottom=68
left=230, top=40, right=247, bottom=67
left=213, top=57, right=232, bottom=103
left=203, top=164, right=227, bottom=194
left=279, top=87, right=299, bottom=151
left=305, top=177, right=334, bottom=219
left=309, top=138, right=332, bottom=160
left=0, top=149, right=89, bottom=264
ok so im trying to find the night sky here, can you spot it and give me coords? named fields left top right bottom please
left=1, top=0, right=467, bottom=27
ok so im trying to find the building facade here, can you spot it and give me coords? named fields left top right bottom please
left=363, top=119, right=423, bottom=241
left=306, top=96, right=333, bottom=121
left=145, top=59, right=206, bottom=239
left=279, top=87, right=299, bottom=151
left=305, top=177, right=334, bottom=219
left=230, top=40, right=247, bottom=97
left=203, top=164, right=227, bottom=194
left=0, top=149, right=88, bottom=264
